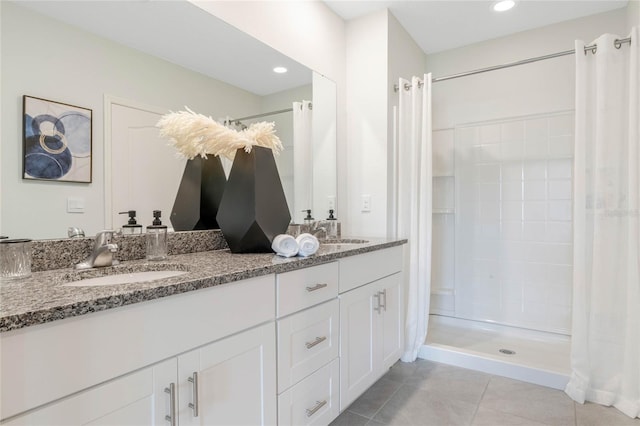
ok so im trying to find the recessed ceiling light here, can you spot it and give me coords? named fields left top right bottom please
left=273, top=66, right=287, bottom=74
left=493, top=0, right=516, bottom=12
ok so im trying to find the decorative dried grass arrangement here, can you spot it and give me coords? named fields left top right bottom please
left=157, top=107, right=283, bottom=160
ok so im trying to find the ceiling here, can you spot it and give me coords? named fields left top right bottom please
left=324, top=0, right=629, bottom=54
left=13, top=1, right=312, bottom=96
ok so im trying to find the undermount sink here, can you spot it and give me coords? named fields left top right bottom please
left=321, top=238, right=369, bottom=246
left=60, top=264, right=189, bottom=287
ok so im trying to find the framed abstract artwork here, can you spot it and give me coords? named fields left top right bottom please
left=22, top=95, right=92, bottom=183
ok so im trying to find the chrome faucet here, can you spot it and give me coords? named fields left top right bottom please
left=309, top=221, right=327, bottom=239
left=75, top=230, right=120, bottom=270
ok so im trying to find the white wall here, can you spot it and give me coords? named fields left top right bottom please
left=427, top=8, right=627, bottom=130
left=0, top=2, right=263, bottom=239
left=344, top=10, right=389, bottom=238
left=629, top=0, right=640, bottom=29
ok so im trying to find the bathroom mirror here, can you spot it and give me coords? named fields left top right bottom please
left=0, top=0, right=337, bottom=240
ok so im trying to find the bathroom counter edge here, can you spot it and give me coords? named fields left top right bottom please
left=0, top=238, right=407, bottom=332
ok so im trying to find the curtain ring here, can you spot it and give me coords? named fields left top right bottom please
left=614, top=39, right=622, bottom=49
left=404, top=82, right=411, bottom=91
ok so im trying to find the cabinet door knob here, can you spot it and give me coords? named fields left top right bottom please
left=306, top=399, right=328, bottom=417
left=188, top=372, right=199, bottom=417
left=373, top=292, right=382, bottom=314
left=306, top=283, right=328, bottom=292
left=164, top=383, right=176, bottom=426
left=305, top=336, right=327, bottom=349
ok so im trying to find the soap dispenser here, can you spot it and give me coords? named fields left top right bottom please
left=301, top=209, right=314, bottom=226
left=146, top=210, right=168, bottom=261
left=119, top=210, right=143, bottom=235
left=325, top=209, right=339, bottom=239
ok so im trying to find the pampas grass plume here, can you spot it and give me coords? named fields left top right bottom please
left=157, top=107, right=283, bottom=160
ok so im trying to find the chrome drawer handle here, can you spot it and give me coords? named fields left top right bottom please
left=188, top=372, right=199, bottom=417
left=306, top=400, right=327, bottom=417
left=373, top=292, right=382, bottom=314
left=305, top=336, right=327, bottom=349
left=164, top=383, right=176, bottom=426
left=306, top=283, right=328, bottom=292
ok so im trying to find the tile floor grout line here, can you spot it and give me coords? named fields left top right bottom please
left=468, top=373, right=493, bottom=425
left=367, top=380, right=405, bottom=422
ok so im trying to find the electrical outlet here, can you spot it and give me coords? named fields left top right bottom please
left=361, top=194, right=371, bottom=212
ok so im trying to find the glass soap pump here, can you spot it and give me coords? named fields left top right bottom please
left=119, top=210, right=143, bottom=235
left=302, top=209, right=314, bottom=226
left=325, top=209, right=339, bottom=239
left=146, top=210, right=168, bottom=261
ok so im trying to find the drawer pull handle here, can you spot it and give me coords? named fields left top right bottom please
left=306, top=283, right=328, bottom=292
left=164, top=383, right=176, bottom=426
left=306, top=400, right=328, bottom=417
left=305, top=336, right=327, bottom=349
left=188, top=372, right=199, bottom=417
left=374, top=292, right=382, bottom=314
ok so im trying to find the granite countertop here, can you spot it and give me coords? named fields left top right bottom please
left=0, top=238, right=406, bottom=333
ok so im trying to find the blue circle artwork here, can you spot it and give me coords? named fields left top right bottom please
left=24, top=111, right=88, bottom=180
left=57, top=112, right=91, bottom=157
left=24, top=134, right=72, bottom=179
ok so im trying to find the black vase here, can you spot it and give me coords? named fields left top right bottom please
left=170, top=156, right=227, bottom=231
left=217, top=146, right=291, bottom=253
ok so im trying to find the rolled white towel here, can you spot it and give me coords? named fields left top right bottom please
left=296, top=233, right=319, bottom=257
left=271, top=234, right=299, bottom=257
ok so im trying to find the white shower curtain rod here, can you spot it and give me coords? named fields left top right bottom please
left=228, top=102, right=312, bottom=123
left=394, top=37, right=632, bottom=92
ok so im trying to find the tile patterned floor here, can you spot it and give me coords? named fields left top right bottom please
left=330, top=359, right=639, bottom=426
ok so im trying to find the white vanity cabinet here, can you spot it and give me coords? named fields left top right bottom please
left=0, top=275, right=276, bottom=425
left=338, top=246, right=404, bottom=411
left=276, top=262, right=341, bottom=426
left=1, top=243, right=406, bottom=425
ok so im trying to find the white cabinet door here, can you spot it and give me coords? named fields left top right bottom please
left=376, top=273, right=403, bottom=371
left=339, top=283, right=377, bottom=410
left=4, top=358, right=176, bottom=426
left=178, top=322, right=277, bottom=426
left=339, top=272, right=403, bottom=411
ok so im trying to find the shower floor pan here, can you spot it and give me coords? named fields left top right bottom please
left=418, top=314, right=571, bottom=390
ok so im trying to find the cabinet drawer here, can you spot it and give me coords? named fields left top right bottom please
left=277, top=262, right=338, bottom=317
left=339, top=246, right=403, bottom=293
left=278, top=358, right=340, bottom=426
left=277, top=299, right=339, bottom=393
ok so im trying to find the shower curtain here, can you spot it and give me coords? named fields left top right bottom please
left=397, top=75, right=433, bottom=362
left=293, top=100, right=313, bottom=217
left=566, top=27, right=639, bottom=419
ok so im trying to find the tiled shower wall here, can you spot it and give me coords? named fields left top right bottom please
left=431, top=112, right=574, bottom=335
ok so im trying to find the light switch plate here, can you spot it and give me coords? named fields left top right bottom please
left=67, top=197, right=85, bottom=213
left=361, top=194, right=371, bottom=212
